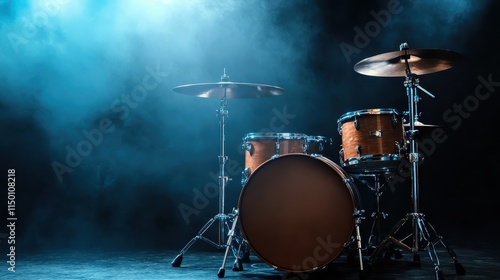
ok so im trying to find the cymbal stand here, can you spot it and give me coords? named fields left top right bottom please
left=172, top=70, right=241, bottom=269
left=369, top=43, right=465, bottom=280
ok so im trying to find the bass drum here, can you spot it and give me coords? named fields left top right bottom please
left=238, top=153, right=362, bottom=272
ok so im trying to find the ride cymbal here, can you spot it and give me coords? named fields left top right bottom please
left=354, top=48, right=463, bottom=77
left=173, top=82, right=285, bottom=99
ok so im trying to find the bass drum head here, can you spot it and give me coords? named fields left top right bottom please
left=238, top=153, right=360, bottom=272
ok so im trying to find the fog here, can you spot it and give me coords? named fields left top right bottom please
left=0, top=0, right=496, bottom=252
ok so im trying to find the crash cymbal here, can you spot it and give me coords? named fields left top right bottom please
left=173, top=82, right=285, bottom=99
left=354, top=48, right=463, bottom=77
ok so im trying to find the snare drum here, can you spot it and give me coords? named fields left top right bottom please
left=241, top=132, right=307, bottom=185
left=337, top=108, right=404, bottom=173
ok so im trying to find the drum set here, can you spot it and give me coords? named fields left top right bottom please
left=171, top=44, right=466, bottom=280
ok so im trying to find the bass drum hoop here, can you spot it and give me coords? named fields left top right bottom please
left=238, top=153, right=361, bottom=272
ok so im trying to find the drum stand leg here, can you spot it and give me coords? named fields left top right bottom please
left=172, top=72, right=245, bottom=270
left=218, top=209, right=247, bottom=278
left=353, top=173, right=393, bottom=250
left=368, top=174, right=389, bottom=250
left=354, top=210, right=367, bottom=279
left=369, top=52, right=465, bottom=280
left=354, top=173, right=391, bottom=250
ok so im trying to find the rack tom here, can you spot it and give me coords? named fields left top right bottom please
left=241, top=132, right=307, bottom=185
left=337, top=108, right=404, bottom=173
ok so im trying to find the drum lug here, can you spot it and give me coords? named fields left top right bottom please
left=344, top=177, right=354, bottom=185
left=353, top=209, right=366, bottom=219
left=391, top=112, right=399, bottom=128
left=241, top=168, right=250, bottom=186
left=395, top=141, right=402, bottom=154
left=354, top=117, right=359, bottom=130
left=303, top=140, right=309, bottom=153
left=356, top=145, right=362, bottom=156
left=243, top=141, right=254, bottom=156
left=339, top=147, right=345, bottom=163
left=316, top=141, right=324, bottom=152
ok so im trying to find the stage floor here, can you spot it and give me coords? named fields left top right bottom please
left=6, top=244, right=499, bottom=280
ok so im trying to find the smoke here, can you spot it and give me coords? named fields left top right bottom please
left=0, top=0, right=327, bottom=250
left=0, top=0, right=494, bottom=251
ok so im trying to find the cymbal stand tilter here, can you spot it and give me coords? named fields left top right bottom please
left=369, top=43, right=466, bottom=280
left=172, top=70, right=243, bottom=273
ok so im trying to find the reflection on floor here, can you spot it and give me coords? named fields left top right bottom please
left=7, top=243, right=500, bottom=280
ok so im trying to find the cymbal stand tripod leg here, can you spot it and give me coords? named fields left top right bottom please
left=369, top=50, right=465, bottom=279
left=171, top=213, right=232, bottom=267
left=420, top=216, right=466, bottom=276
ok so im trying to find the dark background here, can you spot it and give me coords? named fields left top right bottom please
left=1, top=0, right=498, bottom=254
